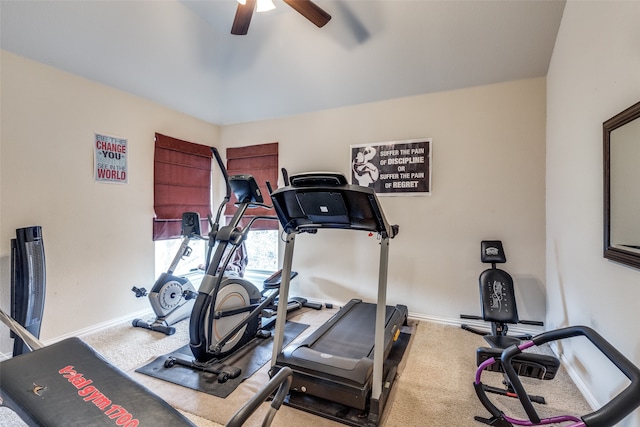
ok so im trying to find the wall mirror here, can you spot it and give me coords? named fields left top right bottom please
left=603, top=100, right=640, bottom=269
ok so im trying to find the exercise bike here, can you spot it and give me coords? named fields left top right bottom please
left=164, top=151, right=318, bottom=382
left=462, top=241, right=553, bottom=404
left=131, top=211, right=204, bottom=335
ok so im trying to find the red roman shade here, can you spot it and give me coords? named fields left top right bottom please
left=153, top=133, right=213, bottom=240
left=224, top=143, right=279, bottom=230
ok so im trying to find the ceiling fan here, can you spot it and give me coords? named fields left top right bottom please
left=231, top=0, right=332, bottom=35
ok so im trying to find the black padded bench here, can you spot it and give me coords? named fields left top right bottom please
left=0, top=337, right=195, bottom=426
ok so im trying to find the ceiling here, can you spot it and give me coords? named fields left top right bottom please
left=1, top=0, right=566, bottom=125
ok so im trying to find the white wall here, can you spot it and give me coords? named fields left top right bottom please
left=220, top=77, right=547, bottom=324
left=0, top=51, right=219, bottom=350
left=546, top=1, right=640, bottom=424
left=0, top=50, right=548, bottom=355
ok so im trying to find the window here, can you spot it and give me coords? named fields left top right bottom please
left=226, top=143, right=280, bottom=277
left=154, top=141, right=280, bottom=280
left=244, top=229, right=278, bottom=271
left=152, top=133, right=213, bottom=280
left=154, top=237, right=208, bottom=278
left=154, top=230, right=278, bottom=279
left=225, top=143, right=279, bottom=230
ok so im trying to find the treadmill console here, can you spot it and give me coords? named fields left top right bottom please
left=290, top=172, right=348, bottom=187
left=270, top=172, right=398, bottom=238
left=263, top=269, right=299, bottom=289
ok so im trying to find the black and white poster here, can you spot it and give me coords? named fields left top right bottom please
left=350, top=138, right=431, bottom=195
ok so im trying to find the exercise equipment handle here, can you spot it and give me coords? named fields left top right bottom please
left=0, top=308, right=44, bottom=351
left=225, top=367, right=293, bottom=427
left=210, top=147, right=231, bottom=235
left=211, top=147, right=231, bottom=202
left=205, top=147, right=231, bottom=271
left=502, top=325, right=640, bottom=427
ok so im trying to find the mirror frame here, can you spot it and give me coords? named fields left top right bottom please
left=603, top=100, right=640, bottom=269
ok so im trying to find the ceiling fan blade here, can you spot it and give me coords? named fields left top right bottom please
left=231, top=0, right=256, bottom=35
left=283, top=0, right=331, bottom=28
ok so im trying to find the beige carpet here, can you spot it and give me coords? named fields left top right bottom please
left=49, top=307, right=592, bottom=426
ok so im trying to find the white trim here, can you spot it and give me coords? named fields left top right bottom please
left=0, top=308, right=149, bottom=360
left=49, top=308, right=154, bottom=345
left=550, top=342, right=599, bottom=411
left=409, top=311, right=545, bottom=337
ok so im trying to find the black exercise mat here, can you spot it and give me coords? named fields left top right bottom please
left=136, top=321, right=308, bottom=398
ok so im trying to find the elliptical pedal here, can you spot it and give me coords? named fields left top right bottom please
left=164, top=354, right=241, bottom=383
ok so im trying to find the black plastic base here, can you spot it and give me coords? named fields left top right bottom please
left=284, top=364, right=397, bottom=427
left=282, top=329, right=411, bottom=426
left=474, top=415, right=514, bottom=426
left=164, top=354, right=241, bottom=383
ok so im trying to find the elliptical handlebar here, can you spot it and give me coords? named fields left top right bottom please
left=209, top=147, right=231, bottom=233
left=204, top=147, right=232, bottom=271
left=235, top=201, right=273, bottom=210
left=281, top=167, right=290, bottom=186
left=212, top=147, right=231, bottom=202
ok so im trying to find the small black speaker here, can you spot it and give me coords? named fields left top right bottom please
left=11, top=226, right=46, bottom=356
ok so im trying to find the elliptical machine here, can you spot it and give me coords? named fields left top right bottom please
left=164, top=150, right=313, bottom=382
left=131, top=211, right=204, bottom=335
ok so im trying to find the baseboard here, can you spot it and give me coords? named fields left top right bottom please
left=304, top=301, right=545, bottom=337
left=409, top=312, right=545, bottom=337
left=550, top=342, right=599, bottom=411
left=0, top=309, right=147, bottom=360
left=47, top=308, right=154, bottom=345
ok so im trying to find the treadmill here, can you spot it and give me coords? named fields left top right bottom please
left=267, top=172, right=408, bottom=426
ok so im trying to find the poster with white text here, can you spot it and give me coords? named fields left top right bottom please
left=94, top=133, right=128, bottom=184
left=350, top=139, right=431, bottom=195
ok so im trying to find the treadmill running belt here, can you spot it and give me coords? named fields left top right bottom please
left=310, top=303, right=394, bottom=359
left=274, top=299, right=408, bottom=413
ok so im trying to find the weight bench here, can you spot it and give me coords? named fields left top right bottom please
left=0, top=308, right=293, bottom=427
left=0, top=336, right=196, bottom=426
